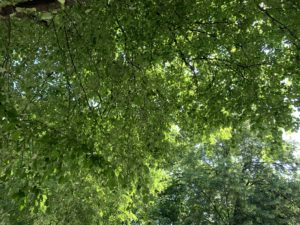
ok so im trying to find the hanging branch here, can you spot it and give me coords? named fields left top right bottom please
left=256, top=3, right=300, bottom=50
left=63, top=25, right=93, bottom=112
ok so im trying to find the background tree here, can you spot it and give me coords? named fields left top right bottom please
left=149, top=128, right=300, bottom=225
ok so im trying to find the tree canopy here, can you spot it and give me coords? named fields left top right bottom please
left=0, top=0, right=300, bottom=224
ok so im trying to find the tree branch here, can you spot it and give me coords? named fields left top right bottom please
left=0, top=0, right=77, bottom=18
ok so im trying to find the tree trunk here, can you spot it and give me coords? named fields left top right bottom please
left=230, top=196, right=243, bottom=225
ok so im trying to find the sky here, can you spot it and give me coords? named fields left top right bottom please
left=282, top=109, right=300, bottom=158
left=283, top=130, right=300, bottom=158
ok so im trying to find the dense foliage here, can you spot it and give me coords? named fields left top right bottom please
left=0, top=0, right=300, bottom=224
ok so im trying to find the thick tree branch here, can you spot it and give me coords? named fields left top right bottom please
left=0, top=0, right=76, bottom=18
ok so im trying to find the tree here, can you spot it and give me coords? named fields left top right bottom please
left=149, top=128, right=300, bottom=225
left=0, top=0, right=300, bottom=223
